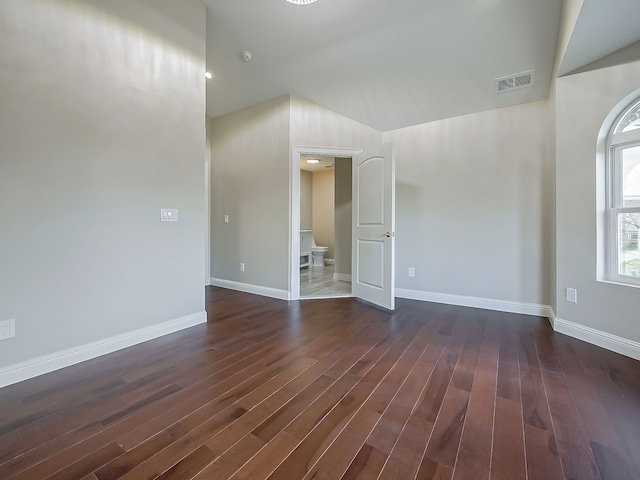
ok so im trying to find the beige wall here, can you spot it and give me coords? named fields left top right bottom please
left=290, top=95, right=383, bottom=154
left=300, top=170, right=313, bottom=231
left=312, top=170, right=335, bottom=258
left=0, top=0, right=206, bottom=370
left=210, top=95, right=291, bottom=291
left=555, top=51, right=640, bottom=343
left=385, top=100, right=554, bottom=305
left=334, top=158, right=353, bottom=276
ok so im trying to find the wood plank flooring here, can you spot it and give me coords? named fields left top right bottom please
left=1, top=286, right=639, bottom=479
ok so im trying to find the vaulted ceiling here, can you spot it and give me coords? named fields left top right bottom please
left=204, top=0, right=640, bottom=132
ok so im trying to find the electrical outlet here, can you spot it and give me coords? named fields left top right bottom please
left=566, top=288, right=577, bottom=304
left=0, top=319, right=15, bottom=340
left=408, top=267, right=415, bottom=277
left=240, top=263, right=245, bottom=273
left=224, top=214, right=229, bottom=224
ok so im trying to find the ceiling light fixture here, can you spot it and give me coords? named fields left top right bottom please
left=306, top=159, right=320, bottom=164
left=204, top=72, right=213, bottom=79
left=285, top=0, right=318, bottom=5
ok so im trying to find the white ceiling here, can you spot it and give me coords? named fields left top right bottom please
left=300, top=155, right=334, bottom=173
left=203, top=0, right=640, bottom=132
left=558, top=0, right=640, bottom=76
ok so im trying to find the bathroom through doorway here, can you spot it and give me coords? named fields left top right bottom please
left=299, top=155, right=353, bottom=298
left=289, top=146, right=362, bottom=300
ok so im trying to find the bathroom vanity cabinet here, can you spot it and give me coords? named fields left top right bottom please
left=300, top=230, right=312, bottom=269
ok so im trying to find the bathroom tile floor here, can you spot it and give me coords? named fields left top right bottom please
left=300, top=264, right=352, bottom=298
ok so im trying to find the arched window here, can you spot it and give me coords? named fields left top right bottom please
left=607, top=98, right=640, bottom=285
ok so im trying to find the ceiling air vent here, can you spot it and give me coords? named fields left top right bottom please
left=496, top=70, right=534, bottom=93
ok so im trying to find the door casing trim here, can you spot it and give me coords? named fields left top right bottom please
left=290, top=145, right=363, bottom=300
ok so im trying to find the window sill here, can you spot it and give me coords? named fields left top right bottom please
left=597, top=278, right=640, bottom=289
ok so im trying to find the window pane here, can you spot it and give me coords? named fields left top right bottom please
left=615, top=101, right=640, bottom=133
left=622, top=146, right=640, bottom=207
left=618, top=212, right=640, bottom=277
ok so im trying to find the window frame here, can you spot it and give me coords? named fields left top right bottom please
left=606, top=109, right=640, bottom=287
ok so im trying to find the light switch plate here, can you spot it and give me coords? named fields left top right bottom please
left=161, top=209, right=178, bottom=222
left=566, top=288, right=577, bottom=304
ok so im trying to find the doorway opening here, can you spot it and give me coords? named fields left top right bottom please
left=299, top=155, right=352, bottom=298
left=289, top=146, right=363, bottom=300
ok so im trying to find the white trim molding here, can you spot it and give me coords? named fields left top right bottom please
left=553, top=317, right=640, bottom=361
left=333, top=273, right=352, bottom=282
left=395, top=288, right=552, bottom=318
left=0, top=311, right=207, bottom=389
left=547, top=307, right=556, bottom=329
left=210, top=278, right=290, bottom=301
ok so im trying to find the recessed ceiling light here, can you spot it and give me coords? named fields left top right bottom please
left=286, top=0, right=318, bottom=4
left=306, top=159, right=320, bottom=164
left=205, top=72, right=213, bottom=79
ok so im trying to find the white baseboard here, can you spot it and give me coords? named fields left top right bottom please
left=333, top=273, right=352, bottom=282
left=547, top=307, right=556, bottom=329
left=553, top=317, right=640, bottom=361
left=395, top=288, right=551, bottom=318
left=395, top=288, right=639, bottom=361
left=209, top=278, right=290, bottom=301
left=0, top=311, right=207, bottom=389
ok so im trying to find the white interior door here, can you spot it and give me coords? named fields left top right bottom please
left=352, top=144, right=395, bottom=310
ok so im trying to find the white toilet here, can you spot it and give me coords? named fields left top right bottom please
left=311, top=235, right=328, bottom=267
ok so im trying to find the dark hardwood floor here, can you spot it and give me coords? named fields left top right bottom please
left=1, top=287, right=639, bottom=479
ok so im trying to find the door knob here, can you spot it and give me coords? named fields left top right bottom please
left=380, top=232, right=392, bottom=238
